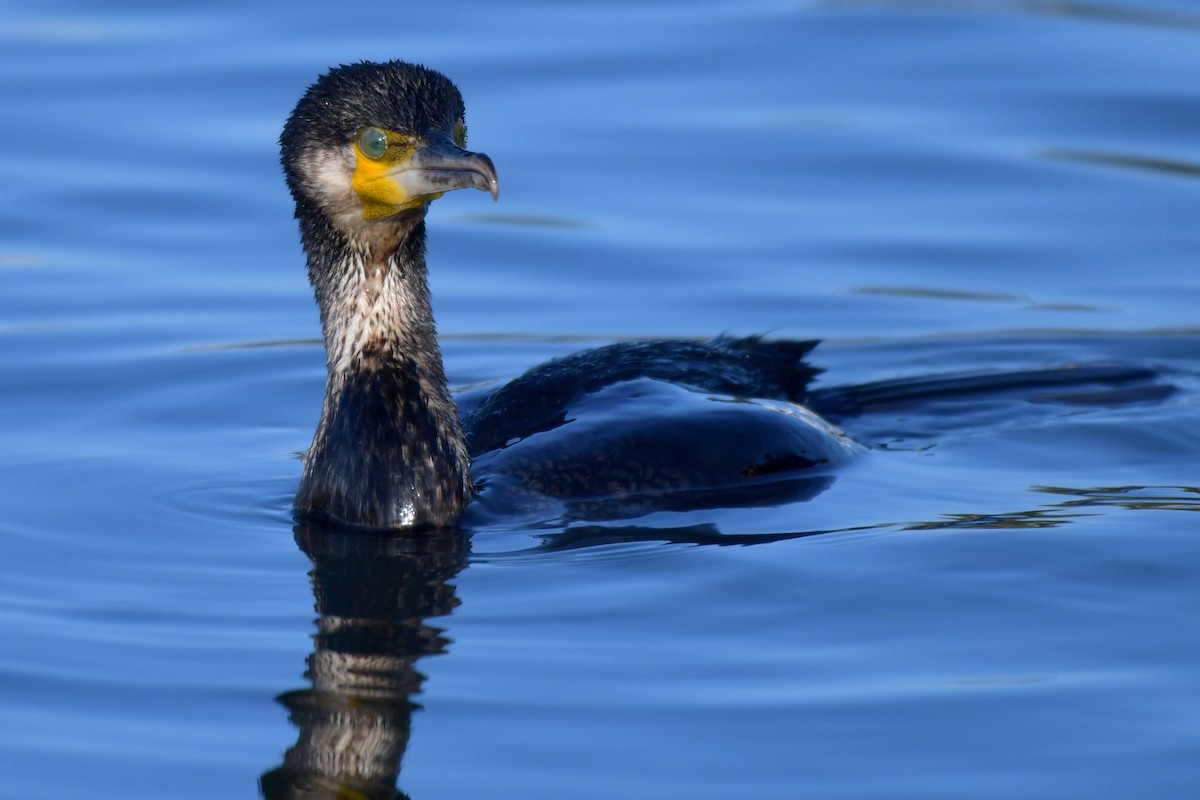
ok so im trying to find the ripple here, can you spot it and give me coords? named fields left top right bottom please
left=468, top=519, right=889, bottom=564
left=854, top=285, right=1028, bottom=303
left=905, top=484, right=1200, bottom=530
left=821, top=0, right=1200, bottom=31
left=150, top=471, right=297, bottom=533
left=1041, top=148, right=1200, bottom=180
left=1035, top=484, right=1200, bottom=513
left=453, top=211, right=592, bottom=229
left=180, top=338, right=321, bottom=353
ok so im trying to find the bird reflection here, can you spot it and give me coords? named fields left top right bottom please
left=260, top=520, right=467, bottom=800
left=259, top=515, right=844, bottom=799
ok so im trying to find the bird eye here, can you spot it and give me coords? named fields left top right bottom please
left=357, top=127, right=388, bottom=160
left=453, top=119, right=467, bottom=148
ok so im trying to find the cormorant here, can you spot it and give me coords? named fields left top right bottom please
left=281, top=60, right=856, bottom=530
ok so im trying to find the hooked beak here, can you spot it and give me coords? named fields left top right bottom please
left=396, top=133, right=499, bottom=203
left=353, top=131, right=498, bottom=221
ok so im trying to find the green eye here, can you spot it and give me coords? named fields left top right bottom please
left=453, top=118, right=467, bottom=148
left=357, top=127, right=388, bottom=159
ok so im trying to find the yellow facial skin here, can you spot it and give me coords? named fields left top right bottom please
left=350, top=120, right=491, bottom=222
left=351, top=127, right=429, bottom=221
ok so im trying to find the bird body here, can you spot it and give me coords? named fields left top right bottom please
left=281, top=61, right=853, bottom=530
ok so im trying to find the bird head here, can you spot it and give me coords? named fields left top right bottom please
left=281, top=61, right=498, bottom=234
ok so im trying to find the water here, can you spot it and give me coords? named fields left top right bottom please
left=2, top=0, right=1200, bottom=797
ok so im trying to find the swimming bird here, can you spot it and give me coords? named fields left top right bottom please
left=281, top=60, right=856, bottom=530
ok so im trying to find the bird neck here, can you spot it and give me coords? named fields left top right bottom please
left=296, top=210, right=471, bottom=529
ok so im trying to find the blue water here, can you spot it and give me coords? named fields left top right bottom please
left=3, top=1, right=1200, bottom=797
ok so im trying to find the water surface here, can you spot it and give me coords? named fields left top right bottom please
left=2, top=1, right=1199, bottom=798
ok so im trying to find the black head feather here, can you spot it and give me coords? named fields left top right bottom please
left=280, top=61, right=466, bottom=201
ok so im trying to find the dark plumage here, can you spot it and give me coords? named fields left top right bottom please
left=281, top=61, right=855, bottom=530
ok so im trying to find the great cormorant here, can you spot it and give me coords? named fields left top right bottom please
left=281, top=60, right=856, bottom=530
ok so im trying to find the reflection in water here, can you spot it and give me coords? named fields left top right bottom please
left=260, top=522, right=468, bottom=800
left=258, top=471, right=1194, bottom=797
left=526, top=518, right=858, bottom=552
left=906, top=485, right=1200, bottom=530
left=259, top=516, right=845, bottom=800
left=1036, top=484, right=1200, bottom=513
